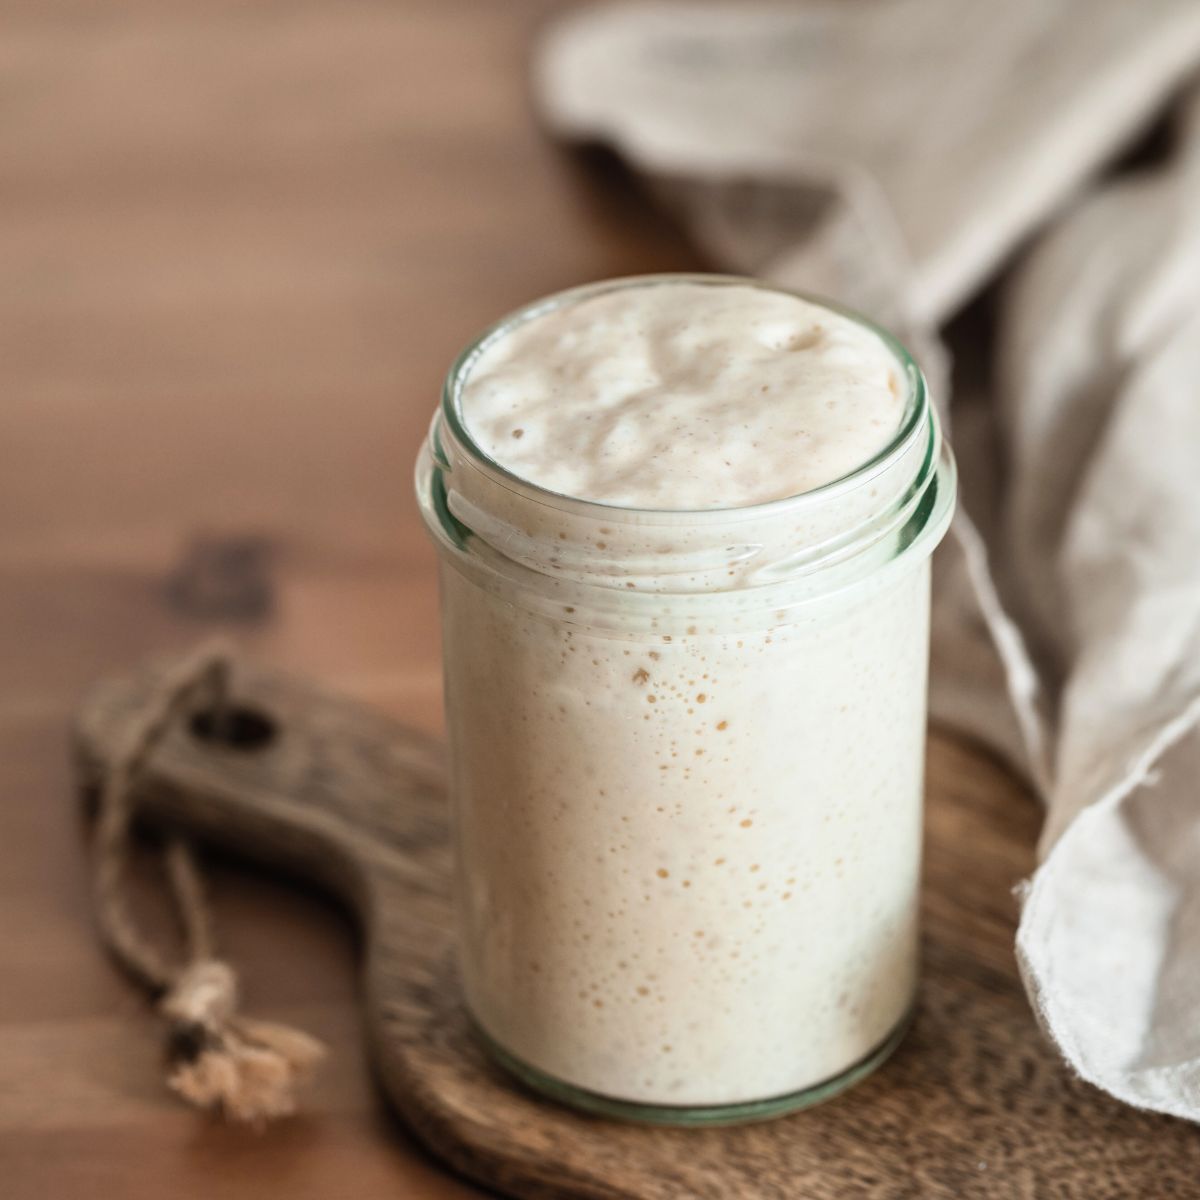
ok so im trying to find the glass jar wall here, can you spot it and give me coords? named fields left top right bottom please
left=416, top=276, right=956, bottom=1124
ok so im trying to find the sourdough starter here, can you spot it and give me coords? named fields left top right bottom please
left=423, top=277, right=952, bottom=1108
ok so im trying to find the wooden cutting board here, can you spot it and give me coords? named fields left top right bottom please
left=72, top=657, right=1200, bottom=1200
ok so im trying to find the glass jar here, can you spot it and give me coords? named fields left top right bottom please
left=415, top=275, right=956, bottom=1125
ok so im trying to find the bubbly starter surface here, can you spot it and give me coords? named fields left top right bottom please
left=461, top=282, right=905, bottom=509
left=444, top=279, right=926, bottom=1106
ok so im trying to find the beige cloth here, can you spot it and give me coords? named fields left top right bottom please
left=535, top=0, right=1200, bottom=1119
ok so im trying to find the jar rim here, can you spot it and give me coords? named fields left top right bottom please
left=439, top=273, right=929, bottom=527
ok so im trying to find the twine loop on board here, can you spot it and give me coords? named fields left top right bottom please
left=90, top=642, right=326, bottom=1124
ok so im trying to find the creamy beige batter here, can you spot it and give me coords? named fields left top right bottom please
left=427, top=277, right=948, bottom=1109
left=462, top=282, right=906, bottom=509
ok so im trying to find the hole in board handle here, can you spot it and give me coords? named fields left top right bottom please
left=190, top=705, right=276, bottom=751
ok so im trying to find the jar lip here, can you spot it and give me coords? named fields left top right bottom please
left=439, top=272, right=929, bottom=526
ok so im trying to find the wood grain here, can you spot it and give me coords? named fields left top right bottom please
left=72, top=659, right=1200, bottom=1200
left=1, top=0, right=1193, bottom=1197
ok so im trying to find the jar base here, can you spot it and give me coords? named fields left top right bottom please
left=471, top=1008, right=913, bottom=1127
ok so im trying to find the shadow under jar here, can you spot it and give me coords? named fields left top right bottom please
left=415, top=275, right=956, bottom=1125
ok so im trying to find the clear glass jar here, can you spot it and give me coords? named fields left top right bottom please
left=415, top=275, right=956, bottom=1125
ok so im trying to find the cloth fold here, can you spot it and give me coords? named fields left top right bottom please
left=535, top=0, right=1200, bottom=1120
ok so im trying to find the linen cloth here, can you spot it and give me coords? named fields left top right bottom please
left=533, top=0, right=1200, bottom=1119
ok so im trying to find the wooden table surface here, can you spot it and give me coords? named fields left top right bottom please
left=2, top=2, right=1050, bottom=1197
